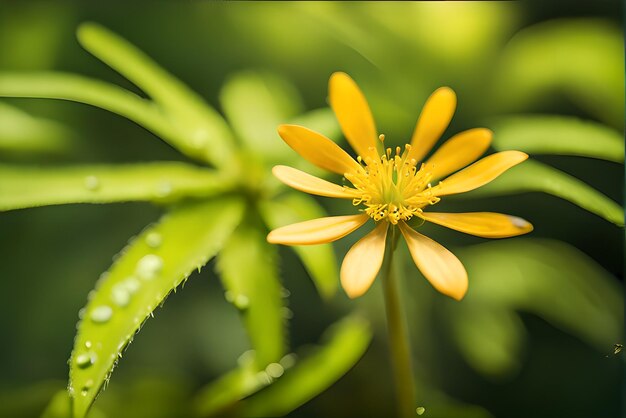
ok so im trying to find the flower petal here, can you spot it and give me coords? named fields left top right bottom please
left=278, top=124, right=362, bottom=175
left=424, top=128, right=492, bottom=180
left=267, top=214, right=369, bottom=246
left=340, top=221, right=388, bottom=298
left=329, top=72, right=378, bottom=159
left=408, top=87, right=457, bottom=163
left=272, top=165, right=357, bottom=199
left=398, top=222, right=467, bottom=301
left=432, top=150, right=528, bottom=196
left=420, top=212, right=533, bottom=238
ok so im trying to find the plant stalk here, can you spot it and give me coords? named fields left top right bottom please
left=381, top=226, right=417, bottom=418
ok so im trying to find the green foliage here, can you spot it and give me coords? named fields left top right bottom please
left=0, top=102, right=75, bottom=157
left=77, top=23, right=235, bottom=166
left=465, top=159, right=624, bottom=226
left=193, top=315, right=371, bottom=417
left=450, top=238, right=623, bottom=378
left=261, top=193, right=339, bottom=299
left=490, top=115, right=624, bottom=162
left=237, top=315, right=371, bottom=417
left=492, top=19, right=624, bottom=128
left=70, top=198, right=244, bottom=418
left=0, top=23, right=355, bottom=418
left=217, top=220, right=287, bottom=368
left=0, top=73, right=177, bottom=147
left=0, top=163, right=228, bottom=211
left=220, top=71, right=303, bottom=163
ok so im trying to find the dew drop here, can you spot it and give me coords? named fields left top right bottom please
left=77, top=308, right=86, bottom=319
left=234, top=294, right=249, bottom=310
left=279, top=353, right=297, bottom=369
left=224, top=291, right=234, bottom=303
left=155, top=182, right=173, bottom=198
left=84, top=341, right=92, bottom=349
left=111, top=284, right=131, bottom=307
left=90, top=305, right=113, bottom=323
left=282, top=307, right=294, bottom=319
left=75, top=352, right=97, bottom=369
left=265, top=362, right=284, bottom=378
left=280, top=288, right=291, bottom=298
left=145, top=232, right=162, bottom=248
left=84, top=175, right=100, bottom=191
left=136, top=254, right=163, bottom=280
left=416, top=406, right=426, bottom=415
left=255, top=371, right=272, bottom=385
left=124, top=277, right=141, bottom=294
left=237, top=350, right=256, bottom=367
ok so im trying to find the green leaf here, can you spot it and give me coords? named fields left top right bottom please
left=0, top=162, right=230, bottom=211
left=77, top=23, right=235, bottom=166
left=464, top=159, right=624, bottom=226
left=490, top=115, right=624, bottom=162
left=0, top=73, right=178, bottom=150
left=238, top=315, right=371, bottom=416
left=41, top=390, right=107, bottom=418
left=492, top=19, right=624, bottom=128
left=217, top=220, right=286, bottom=368
left=260, top=193, right=339, bottom=298
left=220, top=71, right=303, bottom=162
left=0, top=102, right=75, bottom=157
left=69, top=197, right=244, bottom=418
left=450, top=238, right=623, bottom=378
left=449, top=307, right=526, bottom=378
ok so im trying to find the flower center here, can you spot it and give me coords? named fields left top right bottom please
left=345, top=137, right=440, bottom=225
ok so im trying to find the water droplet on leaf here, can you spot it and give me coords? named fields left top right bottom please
left=265, top=362, right=284, bottom=378
left=416, top=406, right=426, bottom=415
left=124, top=277, right=141, bottom=294
left=75, top=352, right=97, bottom=369
left=84, top=175, right=100, bottom=191
left=90, top=305, right=113, bottom=323
left=279, top=353, right=297, bottom=369
left=234, top=294, right=249, bottom=309
left=145, top=232, right=162, bottom=248
left=136, top=254, right=163, bottom=280
left=282, top=307, right=294, bottom=319
left=111, top=284, right=131, bottom=307
left=155, top=182, right=173, bottom=198
left=281, top=288, right=291, bottom=298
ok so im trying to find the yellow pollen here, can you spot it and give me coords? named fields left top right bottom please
left=345, top=143, right=441, bottom=225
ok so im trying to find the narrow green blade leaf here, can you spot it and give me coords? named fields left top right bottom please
left=451, top=238, right=623, bottom=377
left=238, top=315, right=371, bottom=417
left=69, top=197, right=244, bottom=418
left=493, top=19, right=624, bottom=128
left=490, top=115, right=624, bottom=162
left=217, top=221, right=286, bottom=367
left=0, top=163, right=230, bottom=211
left=41, top=390, right=106, bottom=418
left=77, top=23, right=235, bottom=166
left=220, top=71, right=303, bottom=161
left=0, top=102, right=75, bottom=156
left=0, top=73, right=179, bottom=149
left=464, top=159, right=624, bottom=226
left=260, top=193, right=339, bottom=298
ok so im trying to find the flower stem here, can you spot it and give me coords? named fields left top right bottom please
left=381, top=226, right=416, bottom=418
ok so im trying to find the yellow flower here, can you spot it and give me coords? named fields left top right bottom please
left=267, top=73, right=532, bottom=300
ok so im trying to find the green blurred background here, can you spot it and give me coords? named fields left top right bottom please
left=0, top=1, right=623, bottom=418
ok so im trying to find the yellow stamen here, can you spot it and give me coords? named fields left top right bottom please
left=344, top=143, right=441, bottom=225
